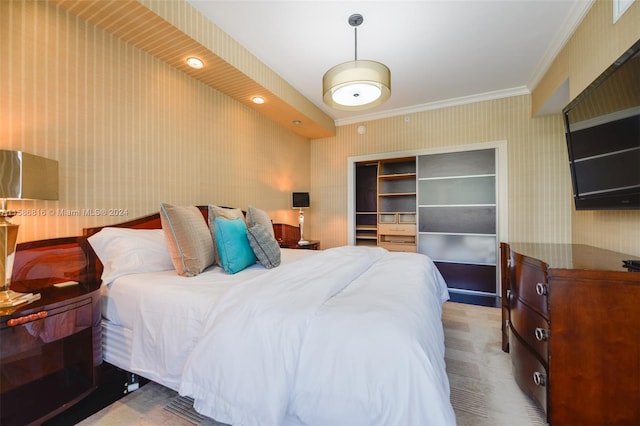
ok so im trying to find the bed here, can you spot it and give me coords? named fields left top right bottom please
left=83, top=204, right=456, bottom=425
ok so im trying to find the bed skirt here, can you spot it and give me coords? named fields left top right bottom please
left=102, top=320, right=181, bottom=392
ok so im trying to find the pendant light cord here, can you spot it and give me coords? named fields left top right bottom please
left=354, top=27, right=358, bottom=60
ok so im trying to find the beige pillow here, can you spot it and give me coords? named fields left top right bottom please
left=160, top=203, right=214, bottom=276
left=247, top=205, right=275, bottom=239
left=208, top=205, right=244, bottom=265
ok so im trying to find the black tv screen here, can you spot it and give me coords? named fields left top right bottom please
left=563, top=39, right=640, bottom=210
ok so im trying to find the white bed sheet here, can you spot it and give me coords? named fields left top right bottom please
left=101, top=245, right=455, bottom=425
left=101, top=248, right=317, bottom=389
left=178, top=246, right=454, bottom=425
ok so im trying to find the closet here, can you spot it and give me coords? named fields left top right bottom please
left=355, top=158, right=417, bottom=252
left=352, top=146, right=501, bottom=303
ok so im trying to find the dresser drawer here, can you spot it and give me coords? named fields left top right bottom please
left=510, top=298, right=549, bottom=363
left=511, top=252, right=548, bottom=317
left=378, top=242, right=417, bottom=252
left=509, top=329, right=548, bottom=415
left=1, top=298, right=92, bottom=360
left=378, top=223, right=415, bottom=236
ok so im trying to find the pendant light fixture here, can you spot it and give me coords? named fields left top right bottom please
left=323, top=14, right=391, bottom=111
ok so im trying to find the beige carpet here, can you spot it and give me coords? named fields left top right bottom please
left=79, top=301, right=547, bottom=425
left=443, top=301, right=546, bottom=426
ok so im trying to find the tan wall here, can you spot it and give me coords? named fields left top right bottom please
left=532, top=0, right=640, bottom=256
left=533, top=0, right=640, bottom=110
left=0, top=1, right=310, bottom=243
left=311, top=95, right=574, bottom=251
left=3, top=1, right=638, bottom=257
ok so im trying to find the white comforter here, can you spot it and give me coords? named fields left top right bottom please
left=178, top=246, right=455, bottom=425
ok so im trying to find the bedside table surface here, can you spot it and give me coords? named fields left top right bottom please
left=278, top=240, right=320, bottom=250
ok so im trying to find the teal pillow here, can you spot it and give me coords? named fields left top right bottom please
left=214, top=217, right=257, bottom=274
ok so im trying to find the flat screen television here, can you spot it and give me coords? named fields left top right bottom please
left=562, top=38, right=640, bottom=210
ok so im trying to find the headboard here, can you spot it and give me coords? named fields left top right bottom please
left=82, top=205, right=222, bottom=288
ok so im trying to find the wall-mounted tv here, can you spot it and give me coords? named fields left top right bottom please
left=563, top=38, right=640, bottom=210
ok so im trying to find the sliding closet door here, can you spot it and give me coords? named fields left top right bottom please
left=418, top=149, right=497, bottom=297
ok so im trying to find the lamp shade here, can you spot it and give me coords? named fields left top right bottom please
left=292, top=192, right=310, bottom=208
left=323, top=60, right=391, bottom=111
left=0, top=150, right=59, bottom=201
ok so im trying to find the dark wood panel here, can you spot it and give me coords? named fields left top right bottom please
left=500, top=242, right=510, bottom=352
left=510, top=251, right=548, bottom=317
left=504, top=242, right=640, bottom=426
left=507, top=242, right=639, bottom=271
left=509, top=329, right=548, bottom=415
left=355, top=163, right=378, bottom=212
left=12, top=237, right=88, bottom=290
left=272, top=223, right=300, bottom=243
left=1, top=288, right=101, bottom=425
left=548, top=276, right=640, bottom=425
left=435, top=262, right=496, bottom=294
left=509, top=298, right=549, bottom=365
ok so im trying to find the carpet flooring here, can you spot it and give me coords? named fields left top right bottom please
left=78, top=301, right=547, bottom=425
left=442, top=301, right=546, bottom=426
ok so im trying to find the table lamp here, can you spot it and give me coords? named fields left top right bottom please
left=292, top=192, right=310, bottom=245
left=0, top=150, right=59, bottom=307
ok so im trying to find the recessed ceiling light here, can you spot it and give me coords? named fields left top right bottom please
left=186, top=57, right=204, bottom=69
left=252, top=96, right=265, bottom=104
left=292, top=120, right=302, bottom=126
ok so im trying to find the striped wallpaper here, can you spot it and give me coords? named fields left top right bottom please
left=1, top=0, right=638, bottom=257
left=312, top=0, right=640, bottom=257
left=0, top=0, right=310, bottom=243
left=311, top=95, right=575, bottom=251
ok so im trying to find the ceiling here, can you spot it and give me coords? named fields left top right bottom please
left=187, top=1, right=593, bottom=125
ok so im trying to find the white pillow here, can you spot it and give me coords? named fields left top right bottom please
left=87, top=227, right=174, bottom=285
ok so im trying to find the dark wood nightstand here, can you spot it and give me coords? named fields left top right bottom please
left=273, top=223, right=320, bottom=250
left=0, top=237, right=102, bottom=426
left=0, top=284, right=101, bottom=425
left=278, top=240, right=320, bottom=250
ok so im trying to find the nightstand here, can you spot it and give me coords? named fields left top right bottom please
left=273, top=223, right=320, bottom=250
left=278, top=240, right=320, bottom=250
left=1, top=274, right=101, bottom=424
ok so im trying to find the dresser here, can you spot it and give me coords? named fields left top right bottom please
left=501, top=242, right=640, bottom=425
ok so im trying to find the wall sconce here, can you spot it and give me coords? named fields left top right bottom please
left=292, top=192, right=310, bottom=245
left=0, top=150, right=59, bottom=307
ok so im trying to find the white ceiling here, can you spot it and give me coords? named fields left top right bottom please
left=188, top=1, right=593, bottom=124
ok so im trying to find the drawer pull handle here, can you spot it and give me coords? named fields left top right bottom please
left=533, top=371, right=546, bottom=387
left=7, top=310, right=48, bottom=327
left=535, top=327, right=549, bottom=341
left=506, top=289, right=515, bottom=307
left=535, top=282, right=547, bottom=296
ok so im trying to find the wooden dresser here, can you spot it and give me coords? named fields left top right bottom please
left=500, top=242, right=640, bottom=425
